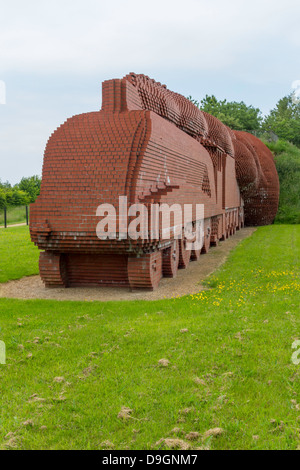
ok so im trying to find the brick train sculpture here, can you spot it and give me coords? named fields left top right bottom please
left=30, top=73, right=279, bottom=290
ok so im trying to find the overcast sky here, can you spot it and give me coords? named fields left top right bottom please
left=0, top=0, right=300, bottom=184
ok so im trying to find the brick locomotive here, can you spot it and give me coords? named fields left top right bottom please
left=30, top=73, right=279, bottom=290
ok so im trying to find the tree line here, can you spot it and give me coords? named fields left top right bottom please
left=0, top=176, right=41, bottom=209
left=188, top=90, right=300, bottom=147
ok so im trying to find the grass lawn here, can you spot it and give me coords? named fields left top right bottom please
left=0, top=226, right=39, bottom=283
left=0, top=225, right=299, bottom=450
left=0, top=206, right=27, bottom=227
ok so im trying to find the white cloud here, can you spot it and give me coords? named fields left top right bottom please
left=0, top=0, right=299, bottom=74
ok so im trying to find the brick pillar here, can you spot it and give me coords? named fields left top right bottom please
left=178, top=238, right=191, bottom=269
left=39, top=252, right=67, bottom=288
left=128, top=251, right=162, bottom=290
left=162, top=240, right=179, bottom=277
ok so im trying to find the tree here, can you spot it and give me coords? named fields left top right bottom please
left=200, top=95, right=262, bottom=130
left=0, top=189, right=6, bottom=209
left=187, top=95, right=262, bottom=131
left=0, top=175, right=41, bottom=208
left=3, top=189, right=30, bottom=207
left=262, top=95, right=300, bottom=147
left=16, top=175, right=41, bottom=203
left=0, top=179, right=11, bottom=189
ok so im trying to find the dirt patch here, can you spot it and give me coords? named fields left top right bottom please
left=155, top=438, right=191, bottom=450
left=0, top=223, right=26, bottom=229
left=0, top=227, right=256, bottom=302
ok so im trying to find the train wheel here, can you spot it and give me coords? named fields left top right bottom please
left=162, top=240, right=179, bottom=277
left=201, top=220, right=211, bottom=254
left=178, top=238, right=191, bottom=269
left=210, top=238, right=219, bottom=247
left=191, top=220, right=204, bottom=260
left=202, top=236, right=210, bottom=253
left=191, top=247, right=201, bottom=261
left=128, top=251, right=162, bottom=291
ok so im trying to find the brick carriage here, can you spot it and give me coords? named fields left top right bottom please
left=30, top=74, right=279, bottom=290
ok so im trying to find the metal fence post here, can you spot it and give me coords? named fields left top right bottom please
left=26, top=205, right=29, bottom=225
left=4, top=207, right=7, bottom=228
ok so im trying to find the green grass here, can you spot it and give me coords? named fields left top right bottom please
left=0, top=226, right=39, bottom=283
left=266, top=140, right=300, bottom=224
left=0, top=206, right=27, bottom=227
left=0, top=225, right=299, bottom=450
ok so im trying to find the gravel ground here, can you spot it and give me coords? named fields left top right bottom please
left=0, top=227, right=256, bottom=302
left=0, top=223, right=27, bottom=229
